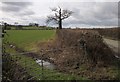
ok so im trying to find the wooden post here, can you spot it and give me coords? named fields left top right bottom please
left=79, top=36, right=87, bottom=56
left=41, top=49, right=44, bottom=80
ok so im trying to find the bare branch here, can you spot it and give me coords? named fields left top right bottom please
left=55, top=13, right=59, bottom=19
left=46, top=15, right=58, bottom=24
left=50, top=7, right=59, bottom=13
left=58, top=6, right=61, bottom=10
left=61, top=10, right=73, bottom=20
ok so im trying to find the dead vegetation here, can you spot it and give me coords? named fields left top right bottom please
left=45, top=29, right=115, bottom=66
left=37, top=29, right=117, bottom=80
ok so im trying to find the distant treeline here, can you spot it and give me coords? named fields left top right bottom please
left=1, top=24, right=56, bottom=30
left=2, top=23, right=120, bottom=40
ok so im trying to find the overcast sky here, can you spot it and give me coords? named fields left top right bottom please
left=0, top=0, right=119, bottom=28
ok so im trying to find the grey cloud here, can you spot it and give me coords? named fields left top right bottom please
left=1, top=2, right=118, bottom=27
left=2, top=2, right=32, bottom=12
left=63, top=17, right=117, bottom=27
left=37, top=2, right=118, bottom=27
left=64, top=2, right=118, bottom=27
left=93, top=2, right=118, bottom=20
left=2, top=2, right=32, bottom=7
left=32, top=16, right=47, bottom=25
left=20, top=16, right=47, bottom=25
left=1, top=2, right=34, bottom=16
left=18, top=10, right=35, bottom=16
left=2, top=5, right=22, bottom=12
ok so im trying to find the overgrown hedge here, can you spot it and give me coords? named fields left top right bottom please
left=54, top=29, right=115, bottom=67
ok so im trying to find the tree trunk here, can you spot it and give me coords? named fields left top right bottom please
left=58, top=8, right=62, bottom=29
left=59, top=19, right=62, bottom=29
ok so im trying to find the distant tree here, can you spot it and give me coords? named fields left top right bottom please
left=1, top=22, right=9, bottom=38
left=4, top=22, right=8, bottom=30
left=17, top=25, right=23, bottom=30
left=2, top=22, right=7, bottom=33
left=14, top=22, right=18, bottom=26
left=34, top=23, right=39, bottom=27
left=29, top=23, right=39, bottom=27
left=29, top=23, right=32, bottom=26
left=46, top=7, right=73, bottom=29
left=14, top=22, right=18, bottom=29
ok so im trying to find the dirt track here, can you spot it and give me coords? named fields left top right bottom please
left=103, top=38, right=120, bottom=57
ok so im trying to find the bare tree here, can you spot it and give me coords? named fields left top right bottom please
left=46, top=7, right=73, bottom=29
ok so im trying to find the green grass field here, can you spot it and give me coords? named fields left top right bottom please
left=4, top=30, right=86, bottom=80
left=5, top=30, right=56, bottom=51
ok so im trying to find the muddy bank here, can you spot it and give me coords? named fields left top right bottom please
left=8, top=43, right=56, bottom=70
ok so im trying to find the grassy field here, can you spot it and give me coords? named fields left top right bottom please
left=3, top=30, right=93, bottom=80
left=4, top=30, right=86, bottom=80
left=5, top=30, right=56, bottom=51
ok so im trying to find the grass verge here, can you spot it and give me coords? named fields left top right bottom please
left=6, top=47, right=87, bottom=80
